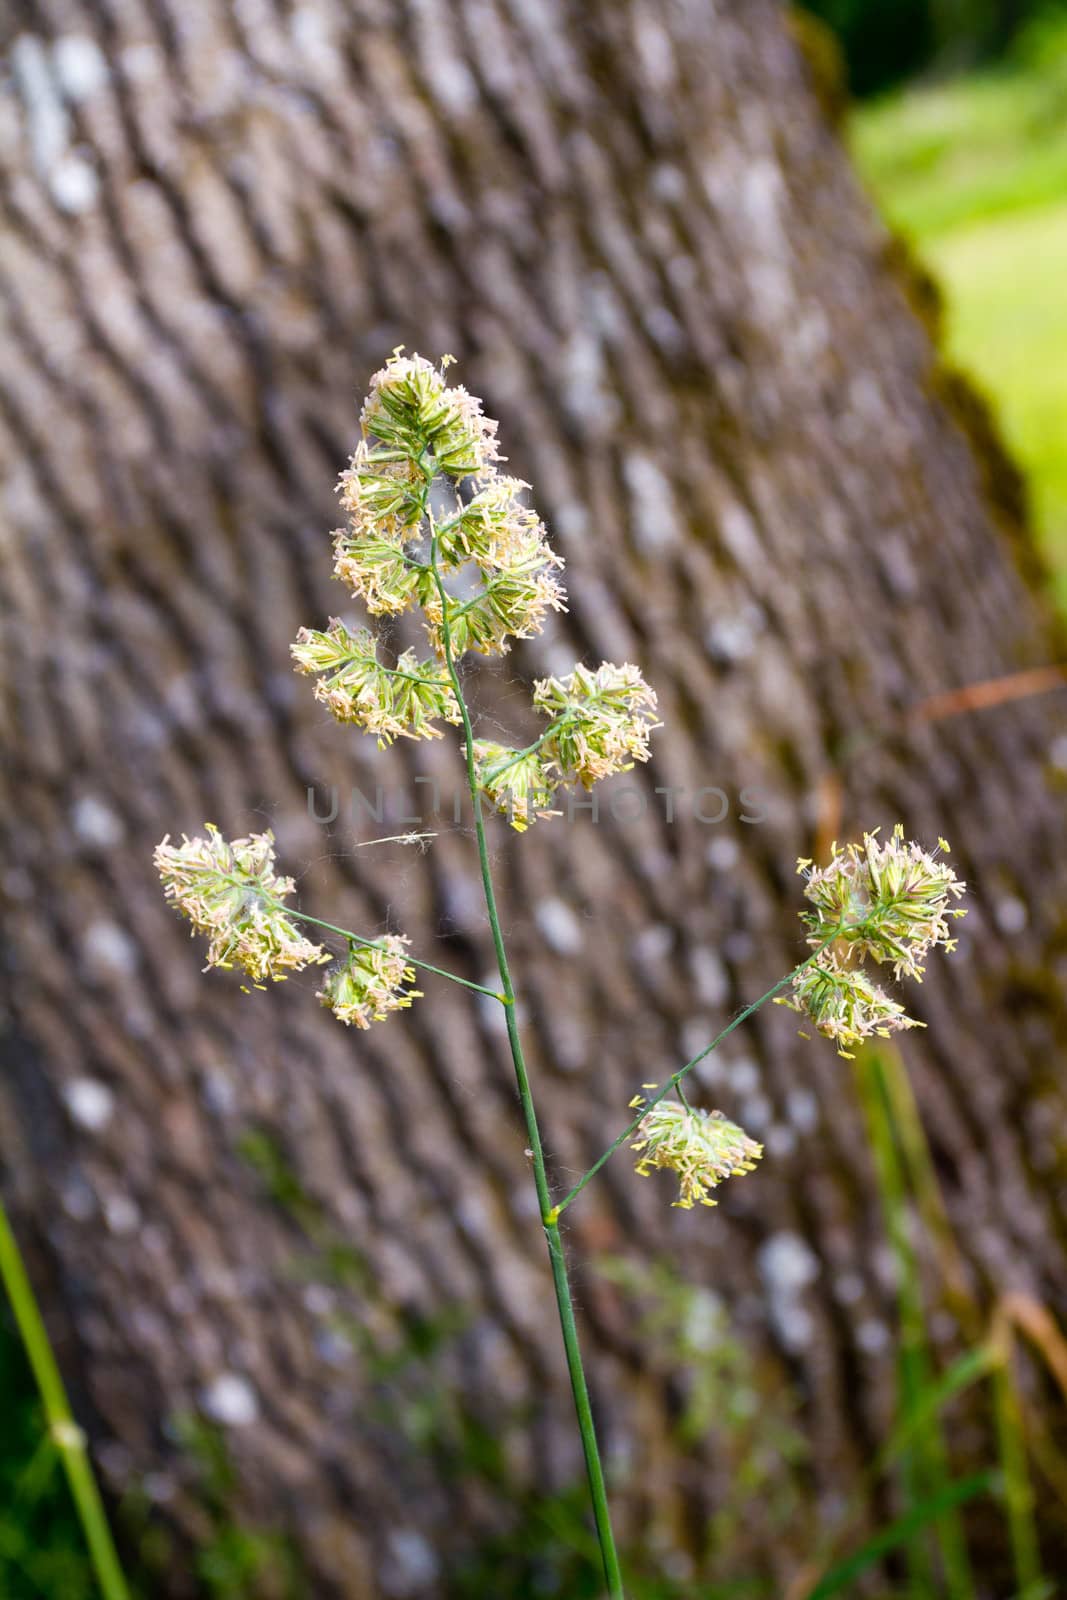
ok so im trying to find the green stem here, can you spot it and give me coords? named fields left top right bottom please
left=210, top=870, right=498, bottom=1001
left=325, top=659, right=452, bottom=691
left=555, top=928, right=845, bottom=1216
left=0, top=1199, right=131, bottom=1600
left=276, top=904, right=507, bottom=1003
left=856, top=1051, right=974, bottom=1600
left=441, top=565, right=516, bottom=622
left=428, top=531, right=625, bottom=1599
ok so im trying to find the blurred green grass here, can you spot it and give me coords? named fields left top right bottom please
left=852, top=18, right=1067, bottom=603
left=0, top=1314, right=97, bottom=1598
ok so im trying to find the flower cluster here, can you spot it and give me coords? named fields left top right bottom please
left=291, top=619, right=459, bottom=746
left=318, top=938, right=420, bottom=1028
left=780, top=826, right=967, bottom=1056
left=305, top=352, right=664, bottom=816
left=360, top=351, right=500, bottom=480
left=154, top=826, right=327, bottom=983
left=332, top=525, right=427, bottom=617
left=533, top=662, right=660, bottom=789
left=338, top=441, right=425, bottom=543
left=437, top=475, right=547, bottom=568
left=315, top=350, right=573, bottom=742
left=422, top=473, right=567, bottom=656
left=467, top=662, right=660, bottom=829
left=161, top=358, right=661, bottom=1030
left=630, top=1095, right=763, bottom=1209
left=786, top=961, right=919, bottom=1050
left=423, top=553, right=566, bottom=658
left=800, top=827, right=966, bottom=980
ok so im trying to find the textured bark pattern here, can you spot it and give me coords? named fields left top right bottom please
left=2, top=0, right=1066, bottom=1593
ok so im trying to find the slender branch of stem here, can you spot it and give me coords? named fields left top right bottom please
left=553, top=927, right=847, bottom=1217
left=427, top=525, right=626, bottom=1599
left=0, top=1200, right=131, bottom=1600
left=478, top=708, right=601, bottom=789
left=276, top=903, right=508, bottom=1003
left=479, top=720, right=561, bottom=784
left=209, top=860, right=500, bottom=1001
left=439, top=567, right=511, bottom=622
left=324, top=659, right=452, bottom=691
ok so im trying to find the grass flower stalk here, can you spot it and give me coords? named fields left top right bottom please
left=154, top=351, right=969, bottom=1593
left=427, top=526, right=625, bottom=1596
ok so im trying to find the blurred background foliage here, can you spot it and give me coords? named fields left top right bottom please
left=800, top=0, right=1066, bottom=96
left=5, top=5, right=1067, bottom=1596
left=803, top=0, right=1067, bottom=603
left=0, top=1330, right=99, bottom=1599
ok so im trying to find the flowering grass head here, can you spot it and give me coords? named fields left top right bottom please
left=533, top=662, right=660, bottom=788
left=799, top=825, right=966, bottom=980
left=630, top=1095, right=763, bottom=1209
left=782, top=827, right=967, bottom=1056
left=436, top=475, right=550, bottom=568
left=338, top=442, right=425, bottom=543
left=785, top=960, right=920, bottom=1055
left=154, top=825, right=328, bottom=983
left=318, top=352, right=570, bottom=713
left=291, top=619, right=458, bottom=746
left=318, top=938, right=421, bottom=1029
left=422, top=551, right=567, bottom=658
left=293, top=350, right=660, bottom=822
left=151, top=353, right=975, bottom=1586
left=332, top=528, right=428, bottom=617
left=359, top=351, right=500, bottom=480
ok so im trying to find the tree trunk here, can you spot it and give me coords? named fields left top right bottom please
left=2, top=1, right=1065, bottom=1593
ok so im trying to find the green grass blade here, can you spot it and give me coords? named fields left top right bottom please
left=796, top=1342, right=996, bottom=1589
left=805, top=1471, right=995, bottom=1600
left=855, top=1049, right=976, bottom=1598
left=874, top=1344, right=996, bottom=1481
left=992, top=1336, right=1046, bottom=1599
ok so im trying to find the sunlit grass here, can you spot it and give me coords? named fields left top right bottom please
left=853, top=29, right=1067, bottom=603
left=852, top=73, right=1067, bottom=237
left=929, top=205, right=1067, bottom=598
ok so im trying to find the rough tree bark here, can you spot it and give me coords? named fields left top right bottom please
left=2, top=1, right=1066, bottom=1594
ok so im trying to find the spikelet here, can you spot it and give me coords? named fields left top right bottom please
left=533, top=662, right=660, bottom=788
left=780, top=828, right=967, bottom=1056
left=291, top=619, right=459, bottom=746
left=154, top=826, right=327, bottom=983
left=630, top=1096, right=762, bottom=1210
left=318, top=937, right=421, bottom=1029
